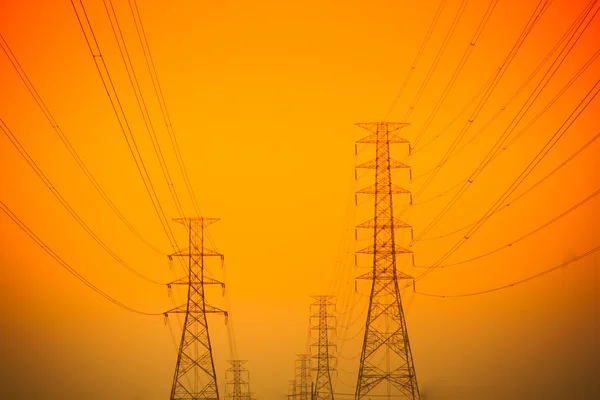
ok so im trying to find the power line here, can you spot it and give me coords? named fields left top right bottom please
left=383, top=0, right=449, bottom=120
left=128, top=0, right=203, bottom=218
left=70, top=0, right=180, bottom=253
left=410, top=0, right=501, bottom=149
left=413, top=38, right=600, bottom=180
left=402, top=0, right=470, bottom=123
left=416, top=130, right=600, bottom=241
left=412, top=0, right=599, bottom=242
left=415, top=244, right=600, bottom=298
left=0, top=117, right=168, bottom=285
left=409, top=42, right=600, bottom=220
left=417, top=78, right=600, bottom=282
left=410, top=0, right=554, bottom=203
left=0, top=33, right=165, bottom=255
left=415, top=187, right=600, bottom=268
left=103, top=0, right=186, bottom=219
left=0, top=199, right=163, bottom=316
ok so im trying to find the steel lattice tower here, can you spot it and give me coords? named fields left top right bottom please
left=354, top=123, right=420, bottom=400
left=226, top=360, right=251, bottom=400
left=295, top=354, right=312, bottom=400
left=166, top=217, right=227, bottom=400
left=310, top=296, right=336, bottom=400
left=288, top=380, right=297, bottom=400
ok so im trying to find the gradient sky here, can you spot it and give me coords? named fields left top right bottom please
left=0, top=0, right=599, bottom=399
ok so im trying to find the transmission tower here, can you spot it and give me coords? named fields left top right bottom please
left=166, top=217, right=228, bottom=400
left=295, top=354, right=312, bottom=400
left=288, top=380, right=297, bottom=400
left=310, top=296, right=336, bottom=400
left=226, top=360, right=251, bottom=400
left=353, top=122, right=420, bottom=400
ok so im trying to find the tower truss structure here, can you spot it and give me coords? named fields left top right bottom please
left=225, top=360, right=251, bottom=400
left=166, top=217, right=227, bottom=400
left=295, top=354, right=312, bottom=400
left=288, top=380, right=298, bottom=400
left=354, top=122, right=420, bottom=400
left=310, top=296, right=336, bottom=400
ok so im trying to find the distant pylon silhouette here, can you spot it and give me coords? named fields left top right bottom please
left=288, top=380, right=297, bottom=400
left=226, top=360, right=251, bottom=400
left=353, top=123, right=420, bottom=400
left=295, top=354, right=312, bottom=400
left=310, top=296, right=336, bottom=400
left=166, top=217, right=227, bottom=400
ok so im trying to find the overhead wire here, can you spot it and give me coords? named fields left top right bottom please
left=383, top=0, right=449, bottom=120
left=414, top=187, right=600, bottom=268
left=417, top=77, right=600, bottom=282
left=103, top=0, right=185, bottom=219
left=415, top=244, right=600, bottom=298
left=402, top=0, right=470, bottom=123
left=0, top=117, right=168, bottom=285
left=128, top=0, right=202, bottom=219
left=411, top=0, right=598, bottom=242
left=412, top=30, right=600, bottom=180
left=0, top=33, right=165, bottom=255
left=415, top=131, right=600, bottom=242
left=410, top=0, right=501, bottom=149
left=0, top=199, right=164, bottom=316
left=409, top=45, right=600, bottom=217
left=409, top=0, right=554, bottom=203
left=70, top=0, right=181, bottom=254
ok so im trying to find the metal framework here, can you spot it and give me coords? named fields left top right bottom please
left=166, top=217, right=227, bottom=400
left=295, top=354, right=312, bottom=400
left=354, top=123, right=420, bottom=400
left=225, top=360, right=251, bottom=400
left=310, top=296, right=336, bottom=400
left=288, top=380, right=298, bottom=400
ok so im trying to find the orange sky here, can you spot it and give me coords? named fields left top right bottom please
left=0, top=0, right=599, bottom=399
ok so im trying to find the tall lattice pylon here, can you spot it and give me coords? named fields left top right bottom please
left=295, top=354, right=312, bottom=400
left=288, top=380, right=297, bottom=400
left=354, top=122, right=420, bottom=400
left=166, top=217, right=227, bottom=400
left=225, top=360, right=251, bottom=400
left=310, top=296, right=336, bottom=400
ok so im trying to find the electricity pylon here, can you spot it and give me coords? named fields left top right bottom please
left=226, top=360, right=251, bottom=400
left=295, top=354, right=312, bottom=400
left=353, top=123, right=420, bottom=400
left=166, top=217, right=227, bottom=400
left=288, top=380, right=297, bottom=400
left=310, top=296, right=336, bottom=400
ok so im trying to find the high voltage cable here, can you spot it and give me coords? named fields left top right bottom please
left=383, top=0, right=449, bottom=121
left=412, top=25, right=600, bottom=178
left=411, top=0, right=571, bottom=156
left=402, top=0, right=470, bottom=123
left=414, top=187, right=600, bottom=268
left=409, top=73, right=496, bottom=158
left=409, top=44, right=600, bottom=210
left=416, top=131, right=600, bottom=241
left=0, top=118, right=168, bottom=285
left=0, top=33, right=165, bottom=255
left=415, top=244, right=600, bottom=298
left=0, top=199, right=163, bottom=316
left=70, top=0, right=180, bottom=253
left=103, top=0, right=185, bottom=220
left=410, top=0, right=554, bottom=203
left=128, top=0, right=202, bottom=218
left=411, top=0, right=598, bottom=241
left=410, top=0, right=500, bottom=149
left=417, top=78, right=600, bottom=282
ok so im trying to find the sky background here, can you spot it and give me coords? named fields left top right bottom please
left=0, top=0, right=599, bottom=399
